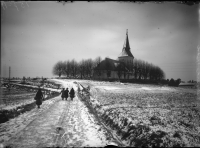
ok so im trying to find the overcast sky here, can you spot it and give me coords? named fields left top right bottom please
left=1, top=1, right=199, bottom=81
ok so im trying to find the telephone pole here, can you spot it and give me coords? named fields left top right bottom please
left=9, top=66, right=11, bottom=84
left=8, top=67, right=11, bottom=91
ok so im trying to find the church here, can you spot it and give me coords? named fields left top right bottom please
left=93, top=30, right=135, bottom=80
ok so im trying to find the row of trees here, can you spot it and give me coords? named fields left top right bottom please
left=99, top=58, right=165, bottom=81
left=125, top=58, right=165, bottom=80
left=53, top=57, right=165, bottom=81
left=52, top=56, right=102, bottom=79
left=168, top=78, right=181, bottom=87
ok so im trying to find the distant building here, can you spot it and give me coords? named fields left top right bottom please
left=93, top=30, right=134, bottom=80
left=179, top=82, right=196, bottom=88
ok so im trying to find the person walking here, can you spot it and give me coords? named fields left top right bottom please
left=34, top=87, right=44, bottom=109
left=60, top=88, right=65, bottom=100
left=64, top=88, right=69, bottom=101
left=69, top=88, right=75, bottom=101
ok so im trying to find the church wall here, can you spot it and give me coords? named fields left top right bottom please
left=93, top=70, right=120, bottom=80
left=118, top=56, right=133, bottom=61
left=92, top=70, right=110, bottom=79
left=111, top=71, right=118, bottom=79
left=118, top=56, right=134, bottom=66
left=93, top=70, right=135, bottom=80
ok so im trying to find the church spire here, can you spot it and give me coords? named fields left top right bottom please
left=118, top=29, right=134, bottom=58
left=123, top=29, right=130, bottom=51
left=125, top=29, right=130, bottom=50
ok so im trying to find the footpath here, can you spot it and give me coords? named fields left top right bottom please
left=1, top=80, right=116, bottom=147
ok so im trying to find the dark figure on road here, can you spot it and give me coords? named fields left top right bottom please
left=35, top=88, right=43, bottom=109
left=69, top=88, right=75, bottom=101
left=64, top=88, right=69, bottom=100
left=60, top=88, right=65, bottom=100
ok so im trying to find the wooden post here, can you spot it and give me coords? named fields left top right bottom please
left=8, top=67, right=11, bottom=91
left=9, top=67, right=11, bottom=84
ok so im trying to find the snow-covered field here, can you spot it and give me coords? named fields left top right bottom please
left=0, top=96, right=60, bottom=144
left=73, top=79, right=200, bottom=147
left=0, top=79, right=119, bottom=147
left=0, top=81, right=62, bottom=110
left=0, top=82, right=61, bottom=125
left=1, top=79, right=199, bottom=147
left=0, top=87, right=36, bottom=110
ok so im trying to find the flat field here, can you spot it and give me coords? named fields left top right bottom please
left=0, top=87, right=36, bottom=110
left=78, top=80, right=200, bottom=147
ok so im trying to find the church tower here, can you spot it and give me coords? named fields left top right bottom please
left=118, top=29, right=134, bottom=70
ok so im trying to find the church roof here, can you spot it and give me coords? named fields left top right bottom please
left=94, top=58, right=128, bottom=72
left=94, top=58, right=120, bottom=71
left=118, top=30, right=134, bottom=58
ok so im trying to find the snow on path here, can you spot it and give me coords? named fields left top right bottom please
left=53, top=96, right=108, bottom=147
left=1, top=80, right=111, bottom=147
left=3, top=100, right=66, bottom=148
left=0, top=96, right=60, bottom=144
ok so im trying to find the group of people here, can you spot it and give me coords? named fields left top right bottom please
left=60, top=87, right=75, bottom=101
left=34, top=87, right=75, bottom=109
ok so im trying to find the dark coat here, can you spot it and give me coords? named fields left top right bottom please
left=35, top=89, right=43, bottom=105
left=69, top=88, right=75, bottom=98
left=60, top=89, right=65, bottom=98
left=64, top=89, right=69, bottom=98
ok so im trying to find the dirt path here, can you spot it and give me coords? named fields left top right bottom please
left=2, top=80, right=112, bottom=147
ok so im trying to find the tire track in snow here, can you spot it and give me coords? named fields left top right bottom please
left=3, top=98, right=66, bottom=148
left=51, top=80, right=110, bottom=147
left=56, top=97, right=107, bottom=147
left=2, top=80, right=118, bottom=147
left=0, top=96, right=60, bottom=144
left=52, top=99, right=71, bottom=147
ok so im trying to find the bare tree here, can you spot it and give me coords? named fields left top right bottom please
left=141, top=61, right=147, bottom=80
left=85, top=58, right=93, bottom=78
left=52, top=61, right=65, bottom=77
left=131, top=58, right=165, bottom=82
left=145, top=62, right=151, bottom=80
left=93, top=56, right=102, bottom=68
left=105, top=58, right=111, bottom=78
left=78, top=59, right=86, bottom=79
left=63, top=60, right=70, bottom=78
left=92, top=56, right=102, bottom=79
left=70, top=59, right=78, bottom=78
left=156, top=66, right=165, bottom=80
left=133, top=59, right=140, bottom=79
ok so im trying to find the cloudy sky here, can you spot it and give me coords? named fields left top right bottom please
left=1, top=1, right=199, bottom=81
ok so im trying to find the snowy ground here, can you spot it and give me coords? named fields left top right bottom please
left=0, top=80, right=117, bottom=147
left=73, top=80, right=200, bottom=147
left=1, top=79, right=198, bottom=147
left=0, top=84, right=60, bottom=113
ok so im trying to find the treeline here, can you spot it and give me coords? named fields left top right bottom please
left=53, top=57, right=165, bottom=81
left=52, top=56, right=102, bottom=79
left=126, top=58, right=165, bottom=81
left=168, top=78, right=181, bottom=87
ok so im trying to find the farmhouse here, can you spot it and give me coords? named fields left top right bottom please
left=178, top=82, right=196, bottom=88
left=93, top=30, right=135, bottom=80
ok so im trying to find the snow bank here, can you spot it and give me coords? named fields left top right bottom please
left=141, top=87, right=152, bottom=90
left=0, top=84, right=60, bottom=124
left=95, top=86, right=121, bottom=90
left=76, top=81, right=200, bottom=147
